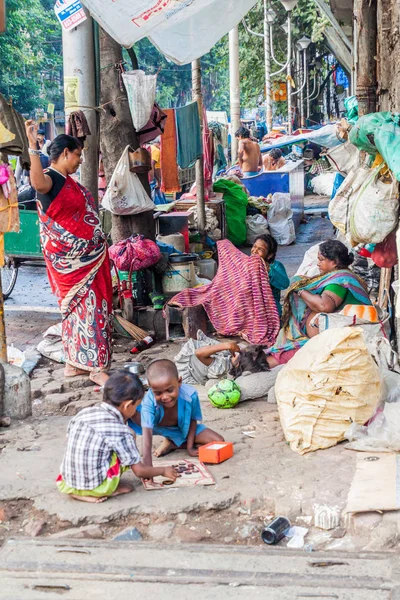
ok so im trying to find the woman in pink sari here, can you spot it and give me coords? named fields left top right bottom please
left=26, top=121, right=112, bottom=385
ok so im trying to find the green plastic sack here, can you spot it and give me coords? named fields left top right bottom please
left=344, top=96, right=358, bottom=124
left=349, top=112, right=400, bottom=181
left=213, top=179, right=248, bottom=246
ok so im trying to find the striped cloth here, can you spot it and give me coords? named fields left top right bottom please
left=169, top=240, right=280, bottom=346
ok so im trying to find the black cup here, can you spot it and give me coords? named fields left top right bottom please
left=261, top=516, right=291, bottom=545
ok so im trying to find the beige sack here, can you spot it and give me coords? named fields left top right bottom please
left=275, top=327, right=381, bottom=455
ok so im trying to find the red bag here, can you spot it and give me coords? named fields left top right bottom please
left=371, top=230, right=398, bottom=268
left=137, top=103, right=167, bottom=144
left=109, top=234, right=161, bottom=272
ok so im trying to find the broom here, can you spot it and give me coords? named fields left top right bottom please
left=114, top=314, right=149, bottom=342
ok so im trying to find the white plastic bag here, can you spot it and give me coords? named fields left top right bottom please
left=37, top=323, right=65, bottom=364
left=311, top=173, right=336, bottom=196
left=102, top=146, right=156, bottom=215
left=122, top=70, right=157, bottom=131
left=345, top=403, right=400, bottom=452
left=323, top=141, right=360, bottom=174
left=349, top=164, right=398, bottom=244
left=268, top=193, right=295, bottom=245
left=246, top=214, right=269, bottom=245
left=295, top=242, right=320, bottom=277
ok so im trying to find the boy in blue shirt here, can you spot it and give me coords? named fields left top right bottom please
left=129, top=359, right=224, bottom=463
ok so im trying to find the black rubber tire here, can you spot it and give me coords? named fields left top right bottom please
left=1, top=256, right=18, bottom=300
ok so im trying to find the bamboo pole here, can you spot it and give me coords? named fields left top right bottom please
left=0, top=267, right=7, bottom=362
left=191, top=58, right=206, bottom=233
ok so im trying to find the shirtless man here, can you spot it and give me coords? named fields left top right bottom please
left=235, top=126, right=262, bottom=177
left=263, top=148, right=286, bottom=172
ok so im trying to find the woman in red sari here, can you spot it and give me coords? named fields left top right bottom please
left=26, top=121, right=112, bottom=385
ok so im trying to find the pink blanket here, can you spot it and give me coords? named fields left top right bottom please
left=169, top=240, right=280, bottom=346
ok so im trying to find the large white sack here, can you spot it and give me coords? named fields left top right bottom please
left=275, top=327, right=381, bottom=455
left=268, top=193, right=295, bottom=245
left=311, top=172, right=336, bottom=196
left=246, top=214, right=269, bottom=245
left=81, top=0, right=258, bottom=65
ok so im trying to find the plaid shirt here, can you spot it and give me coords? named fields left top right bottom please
left=61, top=402, right=140, bottom=490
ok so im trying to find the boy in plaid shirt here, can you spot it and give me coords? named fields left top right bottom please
left=57, top=371, right=177, bottom=503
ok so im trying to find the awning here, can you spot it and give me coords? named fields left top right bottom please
left=81, top=0, right=258, bottom=65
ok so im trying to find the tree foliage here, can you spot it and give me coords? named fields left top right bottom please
left=0, top=0, right=62, bottom=114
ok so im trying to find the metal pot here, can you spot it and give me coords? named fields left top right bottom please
left=128, top=147, right=151, bottom=173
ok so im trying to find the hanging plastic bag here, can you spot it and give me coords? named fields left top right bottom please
left=349, top=163, right=398, bottom=244
left=246, top=214, right=269, bottom=245
left=328, top=166, right=371, bottom=236
left=109, top=234, right=161, bottom=272
left=275, top=327, right=381, bottom=455
left=268, top=193, right=295, bottom=245
left=102, top=146, right=155, bottom=215
left=122, top=70, right=157, bottom=132
left=323, top=141, right=360, bottom=175
left=371, top=230, right=398, bottom=268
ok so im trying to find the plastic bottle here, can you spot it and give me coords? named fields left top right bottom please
left=130, top=336, right=154, bottom=355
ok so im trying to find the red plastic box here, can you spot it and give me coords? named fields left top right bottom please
left=199, top=441, right=234, bottom=464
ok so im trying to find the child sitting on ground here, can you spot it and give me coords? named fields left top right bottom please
left=129, top=359, right=224, bottom=461
left=174, top=330, right=270, bottom=385
left=57, top=370, right=178, bottom=503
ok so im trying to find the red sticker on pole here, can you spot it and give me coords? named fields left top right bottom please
left=54, top=0, right=87, bottom=31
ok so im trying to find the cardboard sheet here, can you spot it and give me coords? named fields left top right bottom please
left=346, top=452, right=400, bottom=513
left=142, top=458, right=214, bottom=491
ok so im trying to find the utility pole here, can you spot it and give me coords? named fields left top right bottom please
left=62, top=11, right=98, bottom=205
left=229, top=26, right=241, bottom=164
left=191, top=59, right=206, bottom=233
left=263, top=0, right=273, bottom=132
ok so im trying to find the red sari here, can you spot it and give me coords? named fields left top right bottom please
left=38, top=175, right=112, bottom=372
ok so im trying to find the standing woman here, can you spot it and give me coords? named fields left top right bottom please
left=26, top=121, right=112, bottom=385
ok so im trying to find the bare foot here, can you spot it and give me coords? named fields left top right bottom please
left=64, top=365, right=89, bottom=378
left=89, top=371, right=110, bottom=386
left=154, top=438, right=177, bottom=457
left=110, top=482, right=134, bottom=497
left=71, top=494, right=108, bottom=503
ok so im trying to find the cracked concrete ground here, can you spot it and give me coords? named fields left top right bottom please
left=4, top=202, right=397, bottom=550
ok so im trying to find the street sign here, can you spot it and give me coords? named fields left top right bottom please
left=54, top=0, right=87, bottom=31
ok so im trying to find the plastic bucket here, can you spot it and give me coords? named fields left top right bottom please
left=162, top=262, right=195, bottom=294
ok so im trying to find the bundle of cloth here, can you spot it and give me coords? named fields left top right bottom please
left=169, top=239, right=280, bottom=346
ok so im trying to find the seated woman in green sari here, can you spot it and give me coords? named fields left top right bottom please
left=266, top=239, right=371, bottom=367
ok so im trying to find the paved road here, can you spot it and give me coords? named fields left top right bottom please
left=1, top=539, right=398, bottom=599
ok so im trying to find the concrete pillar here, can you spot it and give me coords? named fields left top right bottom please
left=229, top=27, right=241, bottom=163
left=62, top=13, right=98, bottom=204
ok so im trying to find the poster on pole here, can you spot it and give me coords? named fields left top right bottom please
left=54, top=0, right=87, bottom=31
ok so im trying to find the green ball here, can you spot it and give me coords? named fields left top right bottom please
left=208, top=379, right=241, bottom=409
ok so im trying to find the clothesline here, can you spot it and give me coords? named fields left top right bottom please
left=66, top=96, right=128, bottom=115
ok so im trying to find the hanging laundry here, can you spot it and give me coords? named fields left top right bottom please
left=123, top=70, right=157, bottom=132
left=66, top=110, right=91, bottom=142
left=175, top=102, right=202, bottom=169
left=202, top=108, right=214, bottom=195
left=0, top=93, right=30, bottom=169
left=137, top=103, right=167, bottom=145
left=160, top=109, right=180, bottom=194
